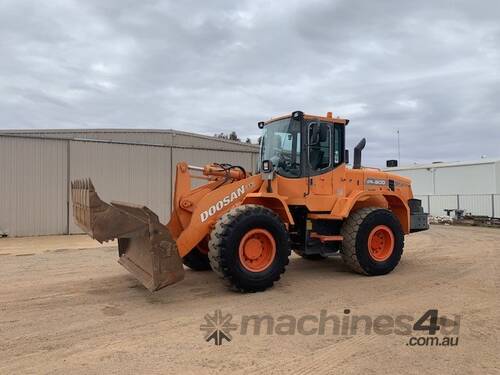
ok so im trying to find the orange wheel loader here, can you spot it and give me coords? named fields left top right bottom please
left=71, top=111, right=428, bottom=293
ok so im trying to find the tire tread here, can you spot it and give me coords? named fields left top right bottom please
left=208, top=204, right=290, bottom=292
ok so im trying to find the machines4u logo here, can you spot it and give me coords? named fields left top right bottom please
left=200, top=310, right=238, bottom=346
left=200, top=309, right=460, bottom=347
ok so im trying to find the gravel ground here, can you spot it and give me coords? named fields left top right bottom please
left=0, top=225, right=498, bottom=374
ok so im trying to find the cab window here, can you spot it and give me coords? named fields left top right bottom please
left=308, top=122, right=331, bottom=171
left=334, top=125, right=343, bottom=165
left=260, top=118, right=302, bottom=178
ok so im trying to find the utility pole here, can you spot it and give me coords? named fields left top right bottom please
left=397, top=129, right=401, bottom=165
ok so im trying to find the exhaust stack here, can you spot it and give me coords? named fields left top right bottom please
left=353, top=138, right=366, bottom=169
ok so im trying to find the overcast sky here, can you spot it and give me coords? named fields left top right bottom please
left=1, top=0, right=499, bottom=167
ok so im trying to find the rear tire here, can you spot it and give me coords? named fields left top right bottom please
left=341, top=207, right=404, bottom=275
left=208, top=204, right=291, bottom=292
left=182, top=248, right=211, bottom=271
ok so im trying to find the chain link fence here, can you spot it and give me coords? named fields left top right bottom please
left=414, top=194, right=499, bottom=218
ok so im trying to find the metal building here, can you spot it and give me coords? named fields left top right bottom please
left=0, top=129, right=259, bottom=237
left=385, top=159, right=500, bottom=217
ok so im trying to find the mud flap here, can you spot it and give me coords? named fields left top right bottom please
left=71, top=179, right=185, bottom=291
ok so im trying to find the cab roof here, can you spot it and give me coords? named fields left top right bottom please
left=264, top=111, right=349, bottom=125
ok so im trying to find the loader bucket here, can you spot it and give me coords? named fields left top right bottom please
left=71, top=179, right=184, bottom=291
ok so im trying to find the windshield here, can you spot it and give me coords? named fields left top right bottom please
left=260, top=118, right=301, bottom=178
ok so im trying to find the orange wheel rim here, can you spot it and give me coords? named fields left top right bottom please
left=238, top=229, right=276, bottom=272
left=367, top=225, right=394, bottom=261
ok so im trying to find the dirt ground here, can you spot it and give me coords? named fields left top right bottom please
left=0, top=225, right=498, bottom=374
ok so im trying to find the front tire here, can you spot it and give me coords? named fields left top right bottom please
left=208, top=205, right=291, bottom=292
left=341, top=207, right=404, bottom=275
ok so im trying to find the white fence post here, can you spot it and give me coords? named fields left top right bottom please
left=492, top=194, right=495, bottom=218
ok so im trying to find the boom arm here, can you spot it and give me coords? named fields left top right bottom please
left=167, top=162, right=263, bottom=256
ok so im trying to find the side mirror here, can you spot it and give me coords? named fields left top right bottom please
left=344, top=149, right=349, bottom=164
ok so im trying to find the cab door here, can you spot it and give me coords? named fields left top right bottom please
left=306, top=122, right=346, bottom=211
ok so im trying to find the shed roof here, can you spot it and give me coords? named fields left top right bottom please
left=0, top=128, right=259, bottom=151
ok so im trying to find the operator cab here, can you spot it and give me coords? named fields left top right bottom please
left=258, top=111, right=348, bottom=178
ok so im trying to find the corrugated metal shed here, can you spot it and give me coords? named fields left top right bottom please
left=385, top=159, right=500, bottom=195
left=0, top=137, right=68, bottom=236
left=0, top=130, right=259, bottom=237
left=68, top=141, right=173, bottom=234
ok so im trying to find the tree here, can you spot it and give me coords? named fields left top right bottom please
left=214, top=131, right=241, bottom=142
left=214, top=132, right=228, bottom=139
left=245, top=138, right=252, bottom=144
left=228, top=131, right=240, bottom=142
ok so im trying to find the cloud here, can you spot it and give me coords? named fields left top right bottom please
left=0, top=0, right=499, bottom=166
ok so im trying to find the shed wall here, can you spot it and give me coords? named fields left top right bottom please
left=389, top=163, right=497, bottom=195
left=0, top=137, right=68, bottom=236
left=69, top=141, right=172, bottom=234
